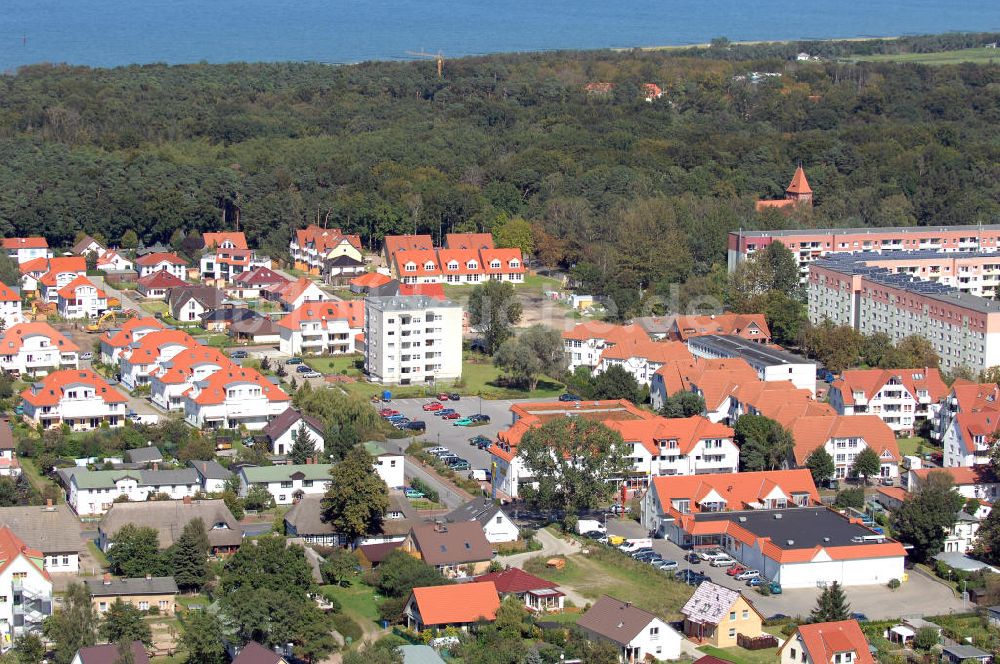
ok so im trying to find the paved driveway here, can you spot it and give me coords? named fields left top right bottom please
left=646, top=536, right=964, bottom=620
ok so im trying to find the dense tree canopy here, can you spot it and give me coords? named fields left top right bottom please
left=891, top=471, right=965, bottom=562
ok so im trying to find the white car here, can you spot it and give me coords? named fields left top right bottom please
left=735, top=569, right=761, bottom=581
left=710, top=556, right=738, bottom=567
left=426, top=447, right=449, bottom=454
left=81, top=351, right=94, bottom=361
left=302, top=370, right=322, bottom=378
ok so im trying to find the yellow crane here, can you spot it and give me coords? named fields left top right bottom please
left=406, top=50, right=444, bottom=79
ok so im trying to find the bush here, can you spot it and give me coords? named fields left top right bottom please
left=888, top=578, right=901, bottom=589
left=409, top=477, right=439, bottom=503
left=834, top=487, right=865, bottom=509
left=331, top=613, right=363, bottom=642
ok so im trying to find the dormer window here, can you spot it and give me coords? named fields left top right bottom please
left=448, top=261, right=459, bottom=270
left=404, top=262, right=416, bottom=272
left=424, top=261, right=436, bottom=271
left=467, top=260, right=478, bottom=270
left=510, top=260, right=520, bottom=268
left=490, top=260, right=501, bottom=269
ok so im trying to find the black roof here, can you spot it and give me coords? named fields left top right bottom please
left=695, top=507, right=890, bottom=551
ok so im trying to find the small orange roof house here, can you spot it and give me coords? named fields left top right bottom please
left=404, top=581, right=500, bottom=631
left=778, top=620, right=874, bottom=664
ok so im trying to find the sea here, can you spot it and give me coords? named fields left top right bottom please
left=1, top=0, right=1000, bottom=71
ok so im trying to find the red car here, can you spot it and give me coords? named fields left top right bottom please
left=423, top=402, right=444, bottom=411
left=441, top=412, right=461, bottom=420
left=437, top=393, right=451, bottom=401
left=726, top=564, right=746, bottom=577
left=379, top=408, right=399, bottom=417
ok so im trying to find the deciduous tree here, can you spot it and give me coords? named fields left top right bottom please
left=735, top=415, right=793, bottom=471
left=99, top=600, right=152, bottom=646
left=805, top=447, right=836, bottom=485
left=468, top=281, right=522, bottom=355
left=179, top=607, right=225, bottom=664
left=851, top=447, right=881, bottom=484
left=44, top=582, right=97, bottom=664
left=660, top=391, right=705, bottom=418
left=591, top=365, right=641, bottom=403
left=107, top=524, right=165, bottom=578
left=892, top=470, right=964, bottom=562
left=322, top=447, right=389, bottom=540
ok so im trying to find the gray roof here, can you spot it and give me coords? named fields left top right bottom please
left=577, top=595, right=660, bottom=646
left=681, top=581, right=742, bottom=625
left=285, top=493, right=418, bottom=538
left=167, top=285, right=227, bottom=316
left=365, top=295, right=459, bottom=312
left=688, top=334, right=815, bottom=368
left=124, top=446, right=163, bottom=464
left=0, top=504, right=80, bottom=554
left=446, top=497, right=503, bottom=527
left=70, top=467, right=200, bottom=490
left=188, top=459, right=232, bottom=481
left=933, top=551, right=998, bottom=572
left=86, top=576, right=178, bottom=597
left=407, top=521, right=493, bottom=566
left=633, top=315, right=677, bottom=335
left=98, top=499, right=242, bottom=549
left=399, top=645, right=446, bottom=664
left=943, top=645, right=991, bottom=660
left=733, top=224, right=1000, bottom=239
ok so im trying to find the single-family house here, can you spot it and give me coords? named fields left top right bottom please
left=3, top=237, right=51, bottom=265
left=239, top=464, right=333, bottom=505
left=404, top=581, right=500, bottom=632
left=56, top=275, right=108, bottom=319
left=401, top=522, right=493, bottom=577
left=265, top=277, right=330, bottom=311
left=85, top=575, right=178, bottom=615
left=362, top=441, right=405, bottom=489
left=226, top=266, right=289, bottom=300
left=475, top=567, right=565, bottom=612
left=232, top=641, right=288, bottom=664
left=96, top=250, right=134, bottom=273
left=98, top=498, right=242, bottom=555
left=261, top=407, right=325, bottom=457
left=189, top=459, right=233, bottom=493
left=124, top=446, right=163, bottom=465
left=0, top=322, right=79, bottom=376
left=680, top=581, right=765, bottom=648
left=0, top=282, right=23, bottom=330
left=135, top=252, right=188, bottom=281
left=71, top=642, right=149, bottom=664
left=137, top=270, right=186, bottom=299
left=167, top=285, right=227, bottom=322
left=0, top=503, right=81, bottom=573
left=445, top=497, right=520, bottom=544
left=576, top=595, right=682, bottom=663
left=779, top=620, right=874, bottom=664
left=0, top=421, right=19, bottom=476
left=20, top=369, right=128, bottom=430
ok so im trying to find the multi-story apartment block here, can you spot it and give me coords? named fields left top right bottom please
left=668, top=314, right=771, bottom=344
left=0, top=323, right=79, bottom=377
left=364, top=295, right=462, bottom=385
left=56, top=276, right=108, bottom=320
left=489, top=400, right=739, bottom=500
left=149, top=346, right=233, bottom=411
left=933, top=381, right=1000, bottom=443
left=278, top=300, right=365, bottom=356
left=562, top=322, right=651, bottom=373
left=0, top=526, right=52, bottom=646
left=134, top=252, right=188, bottom=281
left=2, top=237, right=51, bottom=265
left=0, top=283, right=23, bottom=330
left=182, top=366, right=289, bottom=430
left=384, top=233, right=524, bottom=286
left=828, top=368, right=948, bottom=436
left=807, top=254, right=1000, bottom=373
left=199, top=232, right=271, bottom=284
left=290, top=225, right=363, bottom=276
left=20, top=369, right=127, bottom=430
left=728, top=223, right=1000, bottom=285
left=942, top=410, right=1000, bottom=468
left=99, top=317, right=166, bottom=364
left=593, top=337, right=692, bottom=387
left=789, top=415, right=900, bottom=480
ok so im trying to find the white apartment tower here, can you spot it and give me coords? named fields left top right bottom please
left=364, top=295, right=462, bottom=385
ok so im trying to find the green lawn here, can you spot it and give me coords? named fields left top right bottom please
left=523, top=549, right=694, bottom=620
left=698, top=644, right=781, bottom=664
left=321, top=581, right=382, bottom=629
left=86, top=541, right=109, bottom=568
left=850, top=48, right=1000, bottom=65
left=139, top=300, right=168, bottom=315
left=18, top=457, right=61, bottom=502
left=522, top=272, right=563, bottom=292
left=305, top=354, right=364, bottom=376
left=897, top=436, right=935, bottom=457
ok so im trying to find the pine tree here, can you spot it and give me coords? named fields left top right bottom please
left=809, top=581, right=851, bottom=623
left=171, top=518, right=211, bottom=591
left=290, top=421, right=315, bottom=464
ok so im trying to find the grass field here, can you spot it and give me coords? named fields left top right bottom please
left=698, top=644, right=781, bottom=664
left=523, top=549, right=694, bottom=620
left=305, top=354, right=364, bottom=376
left=18, top=457, right=61, bottom=502
left=851, top=47, right=1000, bottom=65
left=321, top=581, right=383, bottom=630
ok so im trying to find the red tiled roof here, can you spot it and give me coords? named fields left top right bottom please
left=480, top=248, right=525, bottom=274
left=394, top=249, right=442, bottom=277
left=794, top=620, right=874, bottom=664
left=950, top=381, right=1000, bottom=415
left=273, top=277, right=322, bottom=305
left=295, top=225, right=362, bottom=254
left=0, top=322, right=79, bottom=353
left=56, top=275, right=106, bottom=300
left=608, top=416, right=733, bottom=456
left=202, top=232, right=248, bottom=250
left=672, top=314, right=771, bottom=342
left=135, top=252, right=188, bottom=267
left=833, top=368, right=947, bottom=407
left=786, top=165, right=812, bottom=195
left=0, top=283, right=19, bottom=303
left=350, top=272, right=393, bottom=289
left=398, top=283, right=446, bottom=299
left=21, top=369, right=127, bottom=407
left=475, top=567, right=558, bottom=594
left=102, top=317, right=166, bottom=349
left=408, top=582, right=500, bottom=626
left=445, top=233, right=495, bottom=251
left=0, top=526, right=49, bottom=580
left=96, top=250, right=130, bottom=267
left=152, top=346, right=233, bottom=384
left=562, top=322, right=649, bottom=344
left=910, top=466, right=995, bottom=487
left=123, top=329, right=198, bottom=364
left=2, top=237, right=47, bottom=249
left=138, top=270, right=187, bottom=290
left=231, top=266, right=289, bottom=287
left=278, top=300, right=365, bottom=330
left=383, top=234, right=434, bottom=257
left=188, top=367, right=289, bottom=405
left=649, top=470, right=819, bottom=517
left=599, top=337, right=691, bottom=364
left=755, top=199, right=798, bottom=211
left=789, top=415, right=899, bottom=466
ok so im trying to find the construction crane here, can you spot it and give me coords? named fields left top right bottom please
left=406, top=50, right=444, bottom=79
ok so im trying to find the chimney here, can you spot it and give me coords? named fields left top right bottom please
left=183, top=496, right=192, bottom=505
left=103, top=573, right=111, bottom=585
left=152, top=462, right=158, bottom=471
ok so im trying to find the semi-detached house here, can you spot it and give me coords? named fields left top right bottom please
left=135, top=252, right=188, bottom=280
left=829, top=368, right=947, bottom=436
left=68, top=468, right=200, bottom=516
left=99, top=317, right=166, bottom=365
left=779, top=620, right=874, bottom=664
left=0, top=322, right=79, bottom=377
left=238, top=464, right=334, bottom=505
left=182, top=366, right=289, bottom=430
left=20, top=369, right=127, bottom=431
left=149, top=346, right=233, bottom=411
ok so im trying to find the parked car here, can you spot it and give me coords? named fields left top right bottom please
left=469, top=414, right=491, bottom=423
left=302, top=370, right=321, bottom=378
left=735, top=569, right=760, bottom=581
left=653, top=560, right=678, bottom=571
left=296, top=364, right=313, bottom=373
left=699, top=549, right=726, bottom=562
left=583, top=531, right=605, bottom=539
left=392, top=418, right=411, bottom=427
left=404, top=421, right=426, bottom=431
left=850, top=612, right=868, bottom=622
left=684, top=552, right=702, bottom=564
left=81, top=351, right=94, bottom=361
left=441, top=412, right=460, bottom=420
left=436, top=409, right=456, bottom=417
left=726, top=564, right=747, bottom=577
left=468, top=468, right=490, bottom=481
left=453, top=418, right=474, bottom=426
left=710, top=556, right=738, bottom=567
left=423, top=402, right=444, bottom=411
left=286, top=357, right=303, bottom=365
left=469, top=435, right=491, bottom=447
left=675, top=569, right=707, bottom=586
left=379, top=408, right=399, bottom=417
left=230, top=350, right=248, bottom=359
left=425, top=446, right=448, bottom=454
left=559, top=393, right=582, bottom=402
left=126, top=411, right=141, bottom=422
left=404, top=488, right=425, bottom=499
left=437, top=393, right=451, bottom=401
left=448, top=393, right=461, bottom=401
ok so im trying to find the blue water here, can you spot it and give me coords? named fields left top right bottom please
left=1, top=0, right=999, bottom=71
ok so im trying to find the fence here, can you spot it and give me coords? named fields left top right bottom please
left=737, top=633, right=779, bottom=650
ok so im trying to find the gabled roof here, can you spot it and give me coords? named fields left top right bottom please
left=681, top=580, right=756, bottom=625
left=445, top=497, right=504, bottom=526
left=393, top=249, right=441, bottom=277
left=655, top=357, right=759, bottom=409
left=407, top=521, right=493, bottom=566
left=151, top=345, right=231, bottom=384
left=789, top=415, right=899, bottom=465
left=0, top=322, right=79, bottom=354
left=124, top=446, right=162, bottom=463
left=577, top=595, right=660, bottom=646
left=793, top=620, right=874, bottom=664
left=350, top=272, right=393, bottom=289
left=833, top=368, right=947, bottom=406
left=98, top=499, right=242, bottom=549
left=231, top=266, right=289, bottom=287
left=951, top=411, right=1000, bottom=452
left=277, top=300, right=364, bottom=330
left=202, top=232, right=248, bottom=250
left=101, top=316, right=166, bottom=349
left=409, top=581, right=500, bottom=626
left=138, top=270, right=186, bottom=290
left=20, top=255, right=84, bottom=276
left=608, top=416, right=733, bottom=456
left=241, top=464, right=333, bottom=483
left=135, top=252, right=188, bottom=267
left=383, top=234, right=434, bottom=257
left=398, top=283, right=446, bottom=299
left=71, top=235, right=104, bottom=255
left=3, top=237, right=47, bottom=250
left=167, top=285, right=226, bottom=312
left=75, top=642, right=149, bottom=664
left=599, top=337, right=691, bottom=364
left=56, top=275, right=105, bottom=300
left=295, top=225, right=362, bottom=254
left=21, top=369, right=127, bottom=407
left=85, top=576, right=179, bottom=597
left=233, top=641, right=286, bottom=664
left=273, top=277, right=324, bottom=305
left=950, top=381, right=1000, bottom=415
left=649, top=470, right=819, bottom=516
left=0, top=504, right=80, bottom=554
left=910, top=466, right=996, bottom=488
left=786, top=165, right=812, bottom=195
left=730, top=380, right=834, bottom=427
left=0, top=282, right=19, bottom=303
left=672, top=314, right=771, bottom=342
left=493, top=399, right=653, bottom=455
left=475, top=567, right=558, bottom=594
left=189, top=459, right=233, bottom=481
left=96, top=249, right=131, bottom=268
left=0, top=525, right=50, bottom=580
left=261, top=406, right=325, bottom=441
left=445, top=233, right=495, bottom=251
left=562, top=321, right=649, bottom=344
left=187, top=366, right=289, bottom=406
left=358, top=540, right=404, bottom=564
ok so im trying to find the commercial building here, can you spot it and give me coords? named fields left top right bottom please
left=829, top=368, right=947, bottom=435
left=687, top=335, right=816, bottom=394
left=20, top=369, right=127, bottom=431
left=807, top=253, right=1000, bottom=373
left=728, top=223, right=1000, bottom=285
left=364, top=295, right=462, bottom=385
left=278, top=300, right=365, bottom=356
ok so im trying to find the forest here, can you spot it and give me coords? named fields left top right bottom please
left=0, top=32, right=999, bottom=304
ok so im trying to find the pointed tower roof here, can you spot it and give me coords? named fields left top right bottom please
left=786, top=166, right=812, bottom=195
